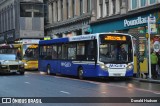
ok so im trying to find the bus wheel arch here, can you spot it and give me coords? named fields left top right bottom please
left=47, top=64, right=51, bottom=75
left=77, top=66, right=84, bottom=80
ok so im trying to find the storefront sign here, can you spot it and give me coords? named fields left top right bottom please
left=124, top=16, right=147, bottom=27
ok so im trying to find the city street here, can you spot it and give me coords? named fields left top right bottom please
left=0, top=71, right=160, bottom=106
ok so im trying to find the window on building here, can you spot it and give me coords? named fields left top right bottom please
left=11, top=6, right=13, bottom=29
left=0, top=12, right=1, bottom=33
left=56, top=1, right=58, bottom=21
left=61, top=0, right=63, bottom=20
left=20, top=3, right=32, bottom=17
left=72, top=0, right=75, bottom=17
left=131, top=0, right=138, bottom=9
left=141, top=0, right=146, bottom=7
left=80, top=0, right=83, bottom=15
left=4, top=9, right=7, bottom=31
left=99, top=0, right=103, bottom=17
left=150, top=0, right=156, bottom=4
left=20, top=3, right=44, bottom=17
left=66, top=0, right=69, bottom=19
left=105, top=0, right=109, bottom=16
left=112, top=0, right=116, bottom=14
left=1, top=11, right=4, bottom=32
left=87, top=0, right=91, bottom=13
left=8, top=7, right=10, bottom=30
left=34, top=4, right=44, bottom=17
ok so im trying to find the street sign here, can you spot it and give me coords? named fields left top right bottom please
left=148, top=16, right=157, bottom=34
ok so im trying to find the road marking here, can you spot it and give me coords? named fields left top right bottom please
left=25, top=82, right=30, bottom=84
left=60, top=91, right=70, bottom=95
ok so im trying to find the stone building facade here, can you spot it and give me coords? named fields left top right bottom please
left=45, top=0, right=96, bottom=38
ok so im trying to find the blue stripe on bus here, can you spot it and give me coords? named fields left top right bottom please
left=39, top=38, right=69, bottom=45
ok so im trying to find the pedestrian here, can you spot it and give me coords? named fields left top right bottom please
left=151, top=50, right=158, bottom=79
left=16, top=48, right=21, bottom=59
left=156, top=51, right=160, bottom=74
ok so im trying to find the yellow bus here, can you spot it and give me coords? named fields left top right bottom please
left=22, top=44, right=38, bottom=70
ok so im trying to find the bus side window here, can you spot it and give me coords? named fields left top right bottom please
left=58, top=45, right=62, bottom=59
left=76, top=42, right=86, bottom=61
left=62, top=44, right=68, bottom=59
left=86, top=41, right=96, bottom=60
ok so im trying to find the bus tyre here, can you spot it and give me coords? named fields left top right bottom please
left=20, top=72, right=24, bottom=75
left=47, top=65, right=51, bottom=75
left=78, top=67, right=84, bottom=80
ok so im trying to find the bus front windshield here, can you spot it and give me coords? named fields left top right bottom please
left=99, top=35, right=133, bottom=64
left=23, top=45, right=38, bottom=60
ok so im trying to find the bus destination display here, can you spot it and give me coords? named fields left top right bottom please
left=104, top=35, right=126, bottom=41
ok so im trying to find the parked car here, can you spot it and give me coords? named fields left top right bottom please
left=0, top=54, right=25, bottom=75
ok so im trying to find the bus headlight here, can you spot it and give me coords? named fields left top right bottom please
left=100, top=64, right=108, bottom=70
left=127, top=64, right=133, bottom=71
left=24, top=63, right=28, bottom=66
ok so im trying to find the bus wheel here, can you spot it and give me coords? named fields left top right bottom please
left=20, top=71, right=24, bottom=75
left=78, top=67, right=84, bottom=80
left=47, top=65, right=51, bottom=75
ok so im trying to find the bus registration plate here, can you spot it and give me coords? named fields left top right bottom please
left=114, top=74, right=121, bottom=76
left=10, top=70, right=17, bottom=72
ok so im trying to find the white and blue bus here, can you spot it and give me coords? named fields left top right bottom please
left=38, top=33, right=134, bottom=79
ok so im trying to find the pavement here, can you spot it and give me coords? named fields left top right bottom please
left=133, top=77, right=160, bottom=84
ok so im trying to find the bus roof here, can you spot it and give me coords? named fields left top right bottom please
left=39, top=37, right=69, bottom=45
left=39, top=33, right=132, bottom=45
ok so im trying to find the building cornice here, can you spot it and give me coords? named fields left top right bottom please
left=45, top=13, right=92, bottom=30
left=91, top=3, right=160, bottom=25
